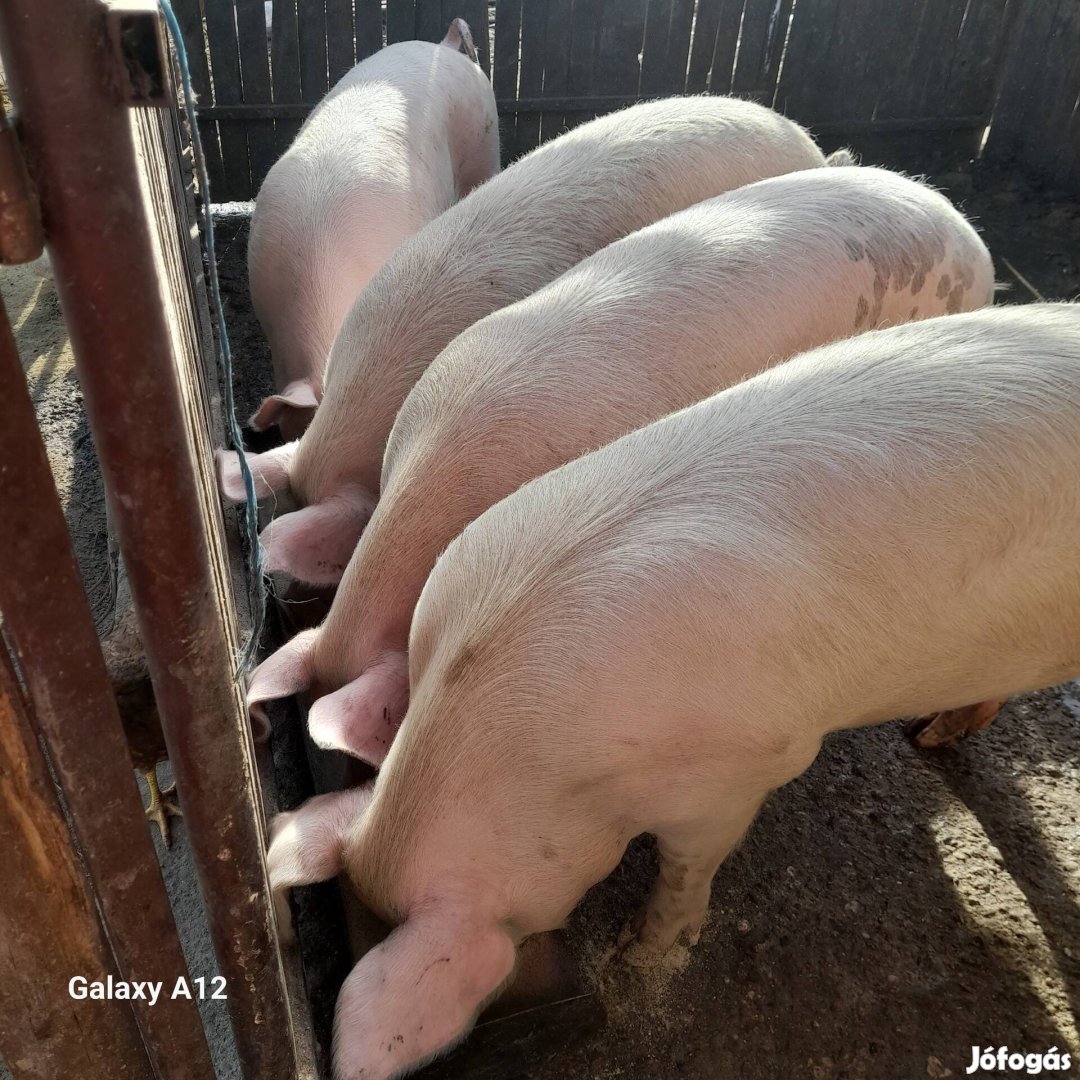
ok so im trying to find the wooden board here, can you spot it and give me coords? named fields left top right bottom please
left=639, top=0, right=694, bottom=96
left=298, top=0, right=330, bottom=101
left=355, top=0, right=384, bottom=61
left=171, top=0, right=226, bottom=193
left=685, top=0, right=745, bottom=95
left=386, top=0, right=417, bottom=44
left=492, top=0, right=524, bottom=159
left=236, top=0, right=278, bottom=195
left=731, top=0, right=795, bottom=102
left=514, top=0, right=549, bottom=155
left=204, top=0, right=252, bottom=199
left=986, top=0, right=1080, bottom=189
left=538, top=0, right=575, bottom=145
left=327, top=0, right=356, bottom=84
left=271, top=0, right=305, bottom=157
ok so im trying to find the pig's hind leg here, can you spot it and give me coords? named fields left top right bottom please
left=620, top=797, right=765, bottom=966
left=907, top=699, right=1005, bottom=749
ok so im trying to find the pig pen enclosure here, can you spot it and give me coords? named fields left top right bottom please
left=1, top=1, right=1079, bottom=1079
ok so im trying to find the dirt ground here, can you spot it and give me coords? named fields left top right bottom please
left=3, top=157, right=1079, bottom=1080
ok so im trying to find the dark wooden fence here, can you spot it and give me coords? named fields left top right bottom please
left=984, top=0, right=1080, bottom=191
left=180, top=0, right=1080, bottom=201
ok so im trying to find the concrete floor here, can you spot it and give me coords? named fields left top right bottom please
left=3, top=156, right=1078, bottom=1079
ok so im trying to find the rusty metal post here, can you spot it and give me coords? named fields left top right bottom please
left=0, top=2, right=301, bottom=1077
left=0, top=288, right=213, bottom=1075
left=0, top=646, right=153, bottom=1080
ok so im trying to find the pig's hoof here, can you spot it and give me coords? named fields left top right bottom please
left=906, top=699, right=1005, bottom=749
left=621, top=933, right=695, bottom=971
left=622, top=939, right=665, bottom=968
left=616, top=909, right=647, bottom=953
left=617, top=911, right=700, bottom=968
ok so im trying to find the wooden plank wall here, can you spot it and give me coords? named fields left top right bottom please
left=985, top=0, right=1080, bottom=192
left=180, top=0, right=1079, bottom=201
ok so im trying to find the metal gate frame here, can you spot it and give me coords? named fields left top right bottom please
left=0, top=1, right=315, bottom=1075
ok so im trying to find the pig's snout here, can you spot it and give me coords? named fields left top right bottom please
left=216, top=441, right=299, bottom=505
left=267, top=786, right=374, bottom=945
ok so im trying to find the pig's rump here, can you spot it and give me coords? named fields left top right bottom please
left=247, top=34, right=499, bottom=438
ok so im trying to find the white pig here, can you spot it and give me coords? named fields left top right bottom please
left=267, top=303, right=1080, bottom=1080
left=245, top=165, right=994, bottom=758
left=218, top=95, right=831, bottom=578
left=247, top=20, right=499, bottom=440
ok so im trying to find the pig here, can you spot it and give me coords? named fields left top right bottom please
left=245, top=165, right=994, bottom=759
left=246, top=20, right=499, bottom=440
left=218, top=95, right=832, bottom=579
left=266, top=303, right=1080, bottom=1080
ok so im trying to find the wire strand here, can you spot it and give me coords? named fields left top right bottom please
left=159, top=0, right=266, bottom=675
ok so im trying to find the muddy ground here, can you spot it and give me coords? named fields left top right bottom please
left=3, top=156, right=1078, bottom=1080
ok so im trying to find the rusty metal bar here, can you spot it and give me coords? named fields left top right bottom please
left=0, top=289, right=211, bottom=1075
left=0, top=636, right=152, bottom=1080
left=0, top=2, right=301, bottom=1076
left=0, top=101, right=44, bottom=264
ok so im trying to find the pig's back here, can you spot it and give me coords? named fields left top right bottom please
left=388, top=165, right=993, bottom=479
left=441, top=94, right=829, bottom=286
left=415, top=305, right=1080, bottom=762
left=321, top=97, right=826, bottom=404
left=260, top=41, right=485, bottom=223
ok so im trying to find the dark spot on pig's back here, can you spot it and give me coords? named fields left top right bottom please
left=953, top=258, right=976, bottom=290
left=854, top=295, right=869, bottom=329
left=936, top=273, right=952, bottom=299
left=946, top=282, right=965, bottom=313
left=443, top=641, right=481, bottom=686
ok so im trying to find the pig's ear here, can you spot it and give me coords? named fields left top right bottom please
left=216, top=441, right=298, bottom=504
left=246, top=628, right=319, bottom=739
left=441, top=17, right=478, bottom=63
left=266, top=785, right=374, bottom=944
left=249, top=379, right=320, bottom=433
left=307, top=652, right=409, bottom=764
left=333, top=909, right=516, bottom=1080
left=261, top=489, right=374, bottom=586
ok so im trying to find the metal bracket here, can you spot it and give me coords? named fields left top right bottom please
left=103, top=0, right=172, bottom=107
left=0, top=101, right=44, bottom=265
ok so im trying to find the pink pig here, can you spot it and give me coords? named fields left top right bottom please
left=218, top=95, right=830, bottom=579
left=245, top=165, right=994, bottom=760
left=246, top=20, right=499, bottom=440
left=267, top=303, right=1080, bottom=1080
